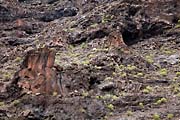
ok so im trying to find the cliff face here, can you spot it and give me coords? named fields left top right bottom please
left=0, top=0, right=180, bottom=120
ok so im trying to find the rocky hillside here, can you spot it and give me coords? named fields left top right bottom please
left=0, top=0, right=180, bottom=120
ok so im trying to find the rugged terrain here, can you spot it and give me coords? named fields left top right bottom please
left=0, top=0, right=180, bottom=120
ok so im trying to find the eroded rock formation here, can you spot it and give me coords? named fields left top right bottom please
left=14, top=47, right=62, bottom=95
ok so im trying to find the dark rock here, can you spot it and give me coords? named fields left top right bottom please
left=68, top=28, right=109, bottom=44
left=1, top=37, right=33, bottom=46
left=38, top=7, right=78, bottom=22
left=46, top=0, right=58, bottom=4
left=18, top=0, right=58, bottom=4
left=0, top=5, right=13, bottom=22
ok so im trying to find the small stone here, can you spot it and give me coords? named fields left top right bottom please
left=155, top=54, right=180, bottom=65
left=0, top=82, right=10, bottom=93
left=21, top=109, right=31, bottom=117
left=74, top=90, right=78, bottom=93
left=166, top=54, right=180, bottom=65
left=35, top=93, right=41, bottom=96
left=98, top=81, right=115, bottom=90
left=26, top=91, right=32, bottom=95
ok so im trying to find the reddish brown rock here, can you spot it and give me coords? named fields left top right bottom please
left=108, top=31, right=127, bottom=48
left=14, top=47, right=62, bottom=95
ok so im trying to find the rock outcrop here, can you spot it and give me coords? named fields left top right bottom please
left=14, top=47, right=62, bottom=95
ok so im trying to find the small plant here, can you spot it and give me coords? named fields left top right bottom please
left=145, top=55, right=154, bottom=63
left=82, top=91, right=89, bottom=97
left=143, top=89, right=149, bottom=94
left=90, top=23, right=98, bottom=28
left=15, top=57, right=22, bottom=62
left=112, top=72, right=116, bottom=76
left=119, top=64, right=125, bottom=69
left=139, top=102, right=144, bottom=108
left=80, top=42, right=87, bottom=49
left=153, top=113, right=160, bottom=120
left=11, top=100, right=20, bottom=106
left=137, top=72, right=143, bottom=77
left=70, top=53, right=81, bottom=57
left=92, top=48, right=109, bottom=52
left=167, top=113, right=174, bottom=119
left=101, top=14, right=113, bottom=23
left=107, top=104, right=114, bottom=110
left=119, top=72, right=127, bottom=77
left=160, top=46, right=175, bottom=55
left=3, top=72, right=12, bottom=80
left=0, top=102, right=5, bottom=106
left=81, top=60, right=90, bottom=66
left=173, top=77, right=178, bottom=81
left=127, top=65, right=136, bottom=71
left=100, top=94, right=116, bottom=100
left=95, top=65, right=102, bottom=70
left=111, top=95, right=119, bottom=100
left=155, top=97, right=167, bottom=105
left=163, top=50, right=173, bottom=55
left=95, top=95, right=101, bottom=99
left=53, top=92, right=58, bottom=96
left=69, top=45, right=74, bottom=50
left=126, top=110, right=133, bottom=116
left=159, top=68, right=168, bottom=76
left=143, top=86, right=153, bottom=94
left=105, top=77, right=113, bottom=81
left=175, top=19, right=180, bottom=28
left=98, top=94, right=119, bottom=100
left=173, top=86, right=180, bottom=93
left=176, top=72, right=180, bottom=77
left=88, top=54, right=95, bottom=59
left=171, top=84, right=180, bottom=93
left=176, top=93, right=180, bottom=97
left=109, top=112, right=113, bottom=116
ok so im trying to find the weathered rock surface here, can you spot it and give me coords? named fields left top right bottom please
left=13, top=47, right=62, bottom=95
left=0, top=0, right=180, bottom=120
